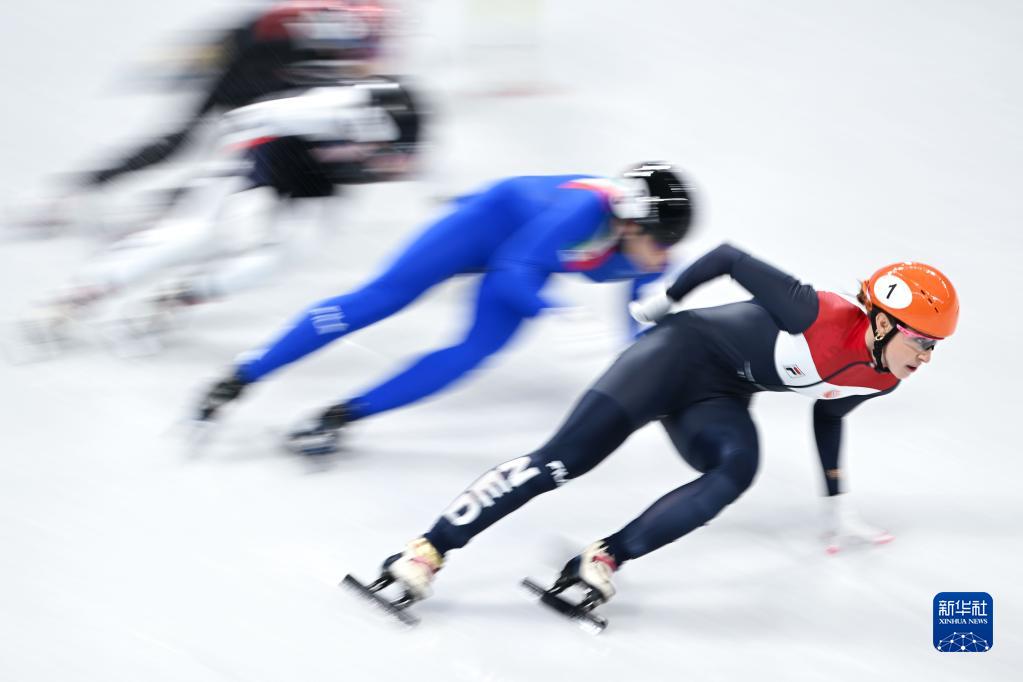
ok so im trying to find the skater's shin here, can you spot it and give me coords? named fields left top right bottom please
left=425, top=390, right=636, bottom=555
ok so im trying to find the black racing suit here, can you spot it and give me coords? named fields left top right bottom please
left=423, top=244, right=898, bottom=564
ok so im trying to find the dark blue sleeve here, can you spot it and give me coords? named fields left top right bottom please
left=813, top=387, right=896, bottom=495
left=665, top=243, right=819, bottom=333
left=488, top=189, right=609, bottom=318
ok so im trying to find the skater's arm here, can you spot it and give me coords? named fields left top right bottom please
left=666, top=244, right=819, bottom=333
left=84, top=128, right=197, bottom=186
left=83, top=28, right=259, bottom=187
left=812, top=389, right=895, bottom=496
left=489, top=190, right=608, bottom=318
left=627, top=272, right=663, bottom=337
left=82, top=67, right=236, bottom=187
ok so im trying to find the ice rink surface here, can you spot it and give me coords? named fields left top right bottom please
left=1, top=1, right=1020, bottom=680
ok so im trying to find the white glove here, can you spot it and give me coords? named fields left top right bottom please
left=628, top=293, right=674, bottom=324
left=822, top=494, right=894, bottom=554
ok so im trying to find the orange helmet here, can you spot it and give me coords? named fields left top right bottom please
left=861, top=262, right=959, bottom=339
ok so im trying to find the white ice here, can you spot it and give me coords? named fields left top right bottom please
left=0, top=1, right=1020, bottom=681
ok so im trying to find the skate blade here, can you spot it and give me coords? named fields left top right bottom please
left=279, top=423, right=343, bottom=458
left=341, top=574, right=419, bottom=628
left=271, top=432, right=338, bottom=473
left=521, top=578, right=607, bottom=634
left=281, top=438, right=340, bottom=459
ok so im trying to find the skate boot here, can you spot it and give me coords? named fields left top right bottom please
left=341, top=537, right=444, bottom=627
left=284, top=403, right=351, bottom=456
left=551, top=541, right=618, bottom=610
left=520, top=540, right=616, bottom=632
left=381, top=537, right=445, bottom=601
left=196, top=372, right=249, bottom=422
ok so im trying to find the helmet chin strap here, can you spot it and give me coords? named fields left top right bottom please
left=869, top=310, right=899, bottom=374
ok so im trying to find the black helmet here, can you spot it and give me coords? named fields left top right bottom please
left=613, top=162, right=694, bottom=246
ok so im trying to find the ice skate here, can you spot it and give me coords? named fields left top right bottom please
left=284, top=403, right=351, bottom=457
left=186, top=371, right=250, bottom=449
left=553, top=541, right=618, bottom=605
left=195, top=372, right=249, bottom=422
left=342, top=538, right=444, bottom=627
left=521, top=541, right=616, bottom=633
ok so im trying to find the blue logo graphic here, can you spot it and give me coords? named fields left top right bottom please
left=933, top=592, right=993, bottom=652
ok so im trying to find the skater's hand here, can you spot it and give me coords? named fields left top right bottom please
left=822, top=494, right=894, bottom=554
left=628, top=292, right=673, bottom=324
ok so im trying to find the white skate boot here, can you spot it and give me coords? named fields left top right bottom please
left=383, top=537, right=445, bottom=600
left=521, top=540, right=617, bottom=633
left=553, top=541, right=618, bottom=607
left=342, top=537, right=444, bottom=627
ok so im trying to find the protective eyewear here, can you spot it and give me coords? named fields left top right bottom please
left=897, top=324, right=939, bottom=352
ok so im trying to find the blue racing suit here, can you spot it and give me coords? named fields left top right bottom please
left=236, top=174, right=663, bottom=418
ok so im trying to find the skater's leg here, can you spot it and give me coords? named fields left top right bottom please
left=19, top=175, right=249, bottom=352
left=186, top=245, right=285, bottom=301
left=602, top=397, right=760, bottom=564
left=179, top=191, right=307, bottom=303
left=421, top=323, right=690, bottom=554
left=236, top=193, right=505, bottom=382
left=342, top=274, right=527, bottom=419
left=71, top=174, right=248, bottom=298
left=424, top=390, right=637, bottom=554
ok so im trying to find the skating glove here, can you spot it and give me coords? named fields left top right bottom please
left=822, top=494, right=894, bottom=554
left=628, top=292, right=674, bottom=324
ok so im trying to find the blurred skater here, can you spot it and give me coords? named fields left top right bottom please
left=18, top=76, right=422, bottom=354
left=17, top=1, right=394, bottom=238
left=195, top=163, right=695, bottom=454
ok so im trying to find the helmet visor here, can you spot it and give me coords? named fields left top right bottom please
left=897, top=324, right=939, bottom=352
